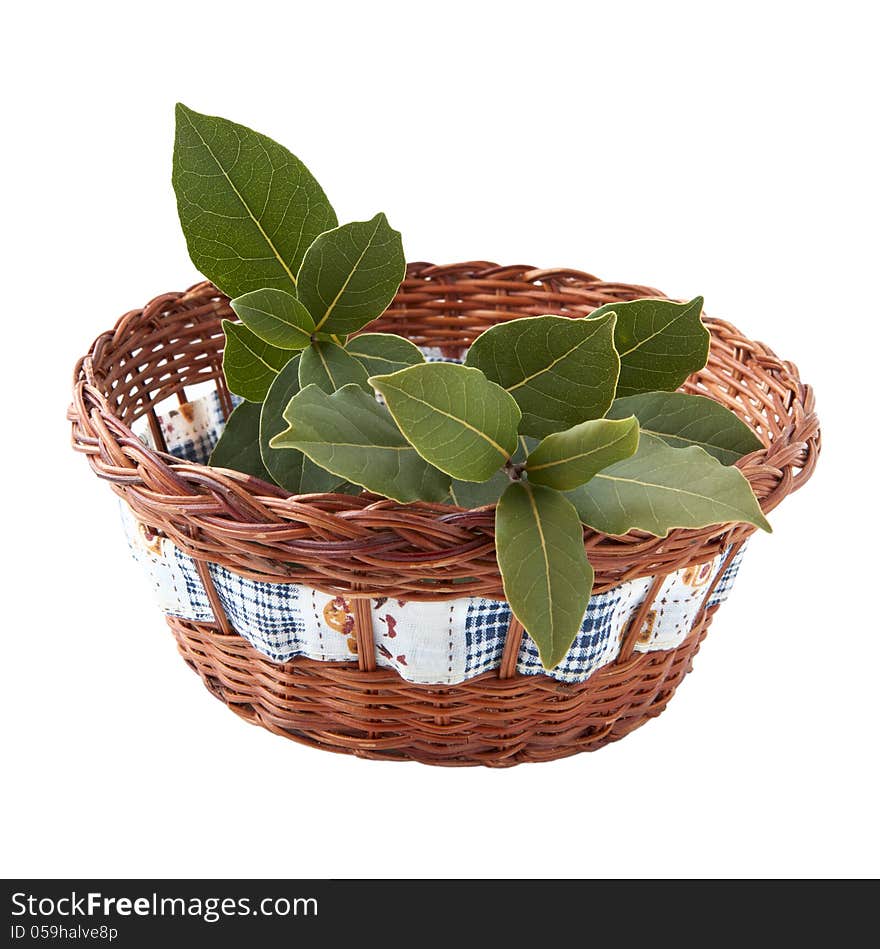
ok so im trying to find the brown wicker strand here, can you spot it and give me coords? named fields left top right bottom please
left=692, top=538, right=746, bottom=632
left=192, top=547, right=233, bottom=637
left=617, top=574, right=669, bottom=665
left=352, top=597, right=376, bottom=672
left=146, top=408, right=169, bottom=455
left=499, top=617, right=525, bottom=679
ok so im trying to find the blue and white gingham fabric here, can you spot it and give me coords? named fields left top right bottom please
left=147, top=389, right=242, bottom=465
left=127, top=389, right=750, bottom=685
left=707, top=545, right=746, bottom=607
left=464, top=599, right=512, bottom=677
left=463, top=585, right=657, bottom=683
left=516, top=587, right=637, bottom=682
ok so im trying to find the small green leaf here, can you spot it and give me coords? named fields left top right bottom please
left=299, top=340, right=371, bottom=393
left=496, top=482, right=594, bottom=670
left=607, top=391, right=764, bottom=465
left=447, top=472, right=509, bottom=508
left=209, top=401, right=272, bottom=481
left=222, top=320, right=291, bottom=402
left=370, top=363, right=521, bottom=482
left=270, top=384, right=450, bottom=503
left=259, top=355, right=349, bottom=494
left=464, top=313, right=619, bottom=437
left=567, top=433, right=771, bottom=536
left=345, top=333, right=425, bottom=376
left=172, top=103, right=337, bottom=297
left=525, top=417, right=640, bottom=490
left=447, top=439, right=529, bottom=508
left=589, top=296, right=709, bottom=397
left=297, top=213, right=406, bottom=335
left=230, top=288, right=315, bottom=350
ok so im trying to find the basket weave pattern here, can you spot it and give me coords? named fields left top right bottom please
left=70, top=263, right=819, bottom=765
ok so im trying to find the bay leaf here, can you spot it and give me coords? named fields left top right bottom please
left=448, top=471, right=509, bottom=508
left=230, top=288, right=314, bottom=350
left=447, top=438, right=529, bottom=508
left=299, top=340, right=371, bottom=393
left=567, top=432, right=771, bottom=536
left=525, top=416, right=640, bottom=490
left=297, top=213, right=406, bottom=335
left=589, top=296, right=709, bottom=397
left=607, top=391, right=763, bottom=465
left=370, top=363, right=521, bottom=482
left=496, top=482, right=594, bottom=670
left=259, top=355, right=349, bottom=494
left=464, top=313, right=619, bottom=437
left=270, top=384, right=450, bottom=503
left=345, top=333, right=425, bottom=376
left=172, top=104, right=337, bottom=297
left=208, top=401, right=271, bottom=481
left=221, top=320, right=291, bottom=402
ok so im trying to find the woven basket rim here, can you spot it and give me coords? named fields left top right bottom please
left=69, top=261, right=820, bottom=600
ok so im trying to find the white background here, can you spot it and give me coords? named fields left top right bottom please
left=2, top=1, right=877, bottom=879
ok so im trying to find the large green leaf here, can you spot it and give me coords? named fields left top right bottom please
left=589, top=296, right=709, bottom=397
left=607, top=391, right=763, bottom=465
left=297, top=213, right=405, bottom=335
left=345, top=333, right=424, bottom=377
left=567, top=433, right=771, bottom=536
left=221, top=320, right=291, bottom=402
left=259, top=355, right=349, bottom=494
left=172, top=104, right=337, bottom=297
left=208, top=401, right=271, bottom=481
left=370, top=363, right=521, bottom=482
left=270, top=384, right=450, bottom=503
left=464, top=313, right=619, bottom=438
left=299, top=340, right=371, bottom=393
left=230, top=288, right=314, bottom=350
left=525, top=417, right=640, bottom=490
left=496, top=482, right=594, bottom=670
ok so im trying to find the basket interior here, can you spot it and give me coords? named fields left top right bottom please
left=72, top=264, right=818, bottom=600
left=97, top=267, right=783, bottom=450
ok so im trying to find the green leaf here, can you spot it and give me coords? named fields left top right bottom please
left=496, top=482, right=594, bottom=670
left=567, top=433, right=771, bottom=536
left=606, top=391, right=764, bottom=465
left=296, top=213, right=406, bottom=335
left=447, top=471, right=509, bottom=508
left=172, top=104, right=337, bottom=297
left=222, top=320, right=291, bottom=402
left=299, top=340, right=371, bottom=393
left=464, top=313, right=619, bottom=438
left=370, top=363, right=521, bottom=482
left=230, top=288, right=314, bottom=350
left=589, top=296, right=709, bottom=397
left=208, top=401, right=271, bottom=481
left=345, top=333, right=425, bottom=376
left=447, top=439, right=529, bottom=508
left=270, top=384, right=450, bottom=503
left=525, top=417, right=640, bottom=490
left=259, top=355, right=349, bottom=494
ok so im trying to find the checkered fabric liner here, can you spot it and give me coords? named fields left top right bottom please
left=139, top=389, right=241, bottom=465
left=707, top=546, right=746, bottom=607
left=127, top=389, right=750, bottom=685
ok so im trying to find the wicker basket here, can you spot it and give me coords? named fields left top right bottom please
left=69, top=262, right=819, bottom=766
